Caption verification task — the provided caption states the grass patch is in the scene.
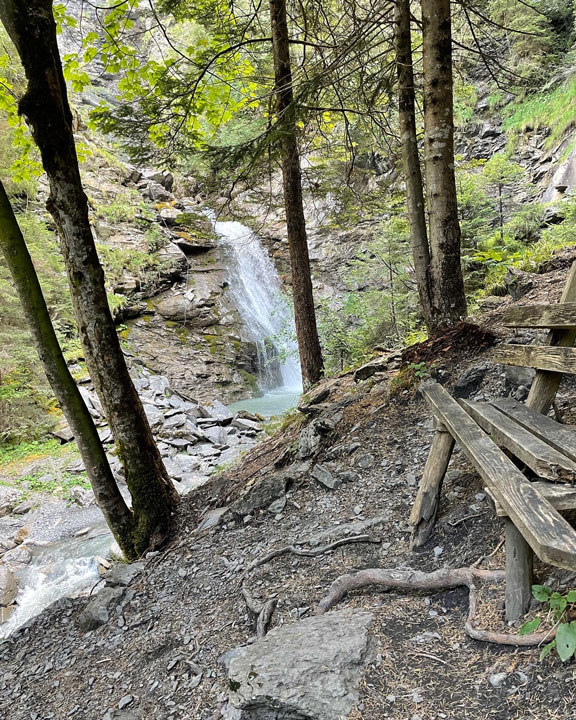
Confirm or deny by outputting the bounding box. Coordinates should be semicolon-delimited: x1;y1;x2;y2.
503;75;576;148
0;438;76;473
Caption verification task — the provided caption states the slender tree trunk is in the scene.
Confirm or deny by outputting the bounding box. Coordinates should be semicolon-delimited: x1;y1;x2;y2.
421;0;467;329
394;0;433;331
0;0;178;557
0;181;136;555
269;0;324;388
498;184;504;243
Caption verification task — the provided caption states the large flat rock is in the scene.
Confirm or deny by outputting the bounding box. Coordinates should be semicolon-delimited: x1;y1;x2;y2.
227;609;377;720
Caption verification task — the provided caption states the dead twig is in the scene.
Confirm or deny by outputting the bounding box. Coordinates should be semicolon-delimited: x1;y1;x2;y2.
314;566;557;647
244;534;381;575
447;512;484;527
472;538;505;568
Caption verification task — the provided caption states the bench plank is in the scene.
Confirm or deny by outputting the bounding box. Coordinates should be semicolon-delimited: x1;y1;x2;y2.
460;400;576;482
501;303;576;329
422;382;576;569
488;481;576;517
526;261;576;414
492;344;576;375
491;397;576;464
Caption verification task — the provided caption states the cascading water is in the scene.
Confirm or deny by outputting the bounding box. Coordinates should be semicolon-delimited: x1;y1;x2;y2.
207;213;303;415
0;530;111;638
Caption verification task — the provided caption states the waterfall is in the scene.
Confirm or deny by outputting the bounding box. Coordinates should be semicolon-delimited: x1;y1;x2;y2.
209;215;302;392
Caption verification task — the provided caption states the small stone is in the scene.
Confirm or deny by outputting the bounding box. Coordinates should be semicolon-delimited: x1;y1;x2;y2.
489;672;508;688
267;496;287;514
356;454;375;470
117;695;133;710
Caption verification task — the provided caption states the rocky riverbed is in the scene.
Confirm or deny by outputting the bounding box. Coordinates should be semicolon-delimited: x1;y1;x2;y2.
0;365;267;635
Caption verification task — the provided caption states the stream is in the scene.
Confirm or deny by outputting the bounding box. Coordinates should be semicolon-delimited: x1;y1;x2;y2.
1;216;301;638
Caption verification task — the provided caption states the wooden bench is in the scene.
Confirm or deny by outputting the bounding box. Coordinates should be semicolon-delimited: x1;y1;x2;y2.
411;262;576;621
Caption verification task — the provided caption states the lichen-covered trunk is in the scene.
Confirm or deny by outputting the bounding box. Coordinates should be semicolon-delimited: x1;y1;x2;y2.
394;0;433;331
422;0;467;330
0;0;178;557
0;181;136;555
269;0;324;388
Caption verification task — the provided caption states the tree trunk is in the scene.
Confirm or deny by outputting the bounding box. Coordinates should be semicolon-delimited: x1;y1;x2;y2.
394;0;433;331
0;0;178;557
269;0;324;388
0;181;135;555
422;0;467;330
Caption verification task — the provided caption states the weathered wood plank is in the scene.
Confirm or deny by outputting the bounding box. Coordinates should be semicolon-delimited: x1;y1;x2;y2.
492;344;576;375
488;481;576;517
422;382;576;569
505;519;534;621
410;422;455;549
527;261;576;414
460;400;576;482
491;397;576;464
501;303;576;329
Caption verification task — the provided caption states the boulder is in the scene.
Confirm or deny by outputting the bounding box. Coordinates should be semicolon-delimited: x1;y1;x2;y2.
198;399;234;422
105;561;144;588
231;471;291;516
226;609;377;720
144;181;174;203
145;169;174;191
159;207;183;226
0;565;18;606
0;487;23;517
76;586;125;631
310;464;339;490
453;362;492;399
156;295;198;322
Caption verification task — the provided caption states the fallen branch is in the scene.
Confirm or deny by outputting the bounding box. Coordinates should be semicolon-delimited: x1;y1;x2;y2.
244;534;381;575
314;567;557;647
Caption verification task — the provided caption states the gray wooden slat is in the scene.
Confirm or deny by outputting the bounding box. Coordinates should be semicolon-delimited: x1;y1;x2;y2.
491;397;576;463
492;344;576;375
527;261;576;414
422;382;576;569
501;303;576;329
460;400;576;482
488;481;576;517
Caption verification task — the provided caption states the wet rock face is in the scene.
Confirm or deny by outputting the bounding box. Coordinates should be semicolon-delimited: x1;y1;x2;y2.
225;610;377;720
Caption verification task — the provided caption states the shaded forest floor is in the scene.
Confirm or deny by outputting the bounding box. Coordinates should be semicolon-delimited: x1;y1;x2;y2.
3;255;576;719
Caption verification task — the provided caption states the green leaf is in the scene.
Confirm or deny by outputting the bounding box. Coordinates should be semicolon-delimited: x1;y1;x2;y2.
539;639;556;661
556;622;576;662
532;585;553;602
519;618;541;635
550;592;568;617
566;590;576;603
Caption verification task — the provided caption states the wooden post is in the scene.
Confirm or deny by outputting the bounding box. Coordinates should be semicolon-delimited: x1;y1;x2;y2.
526;261;576;414
504;262;576;619
505;519;534;621
410;420;455;549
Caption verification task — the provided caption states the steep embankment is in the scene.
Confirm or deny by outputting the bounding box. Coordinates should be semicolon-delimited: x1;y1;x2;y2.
2;258;576;719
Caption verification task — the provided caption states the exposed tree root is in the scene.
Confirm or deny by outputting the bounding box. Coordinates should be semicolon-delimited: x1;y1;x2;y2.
314;567;557;647
241;585;277;638
244;534;380;575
